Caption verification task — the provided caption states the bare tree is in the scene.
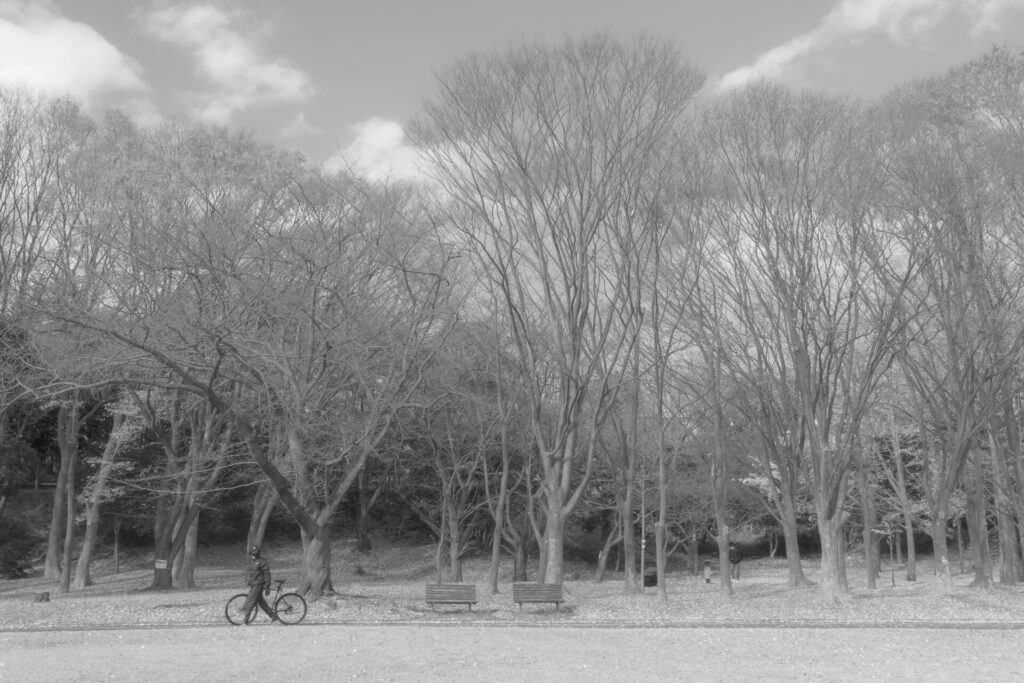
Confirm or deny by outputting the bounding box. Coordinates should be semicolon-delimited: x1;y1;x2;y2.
413;34;703;583
703;83;916;602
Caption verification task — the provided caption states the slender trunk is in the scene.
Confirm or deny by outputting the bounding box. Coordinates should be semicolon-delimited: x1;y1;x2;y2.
43;438;70;579
621;475;638;592
932;513;954;595
173;511;199;588
858;452;877;590
966;450;992;588
246;482;276;550
56;446;78;594
485;418;511;594
594;514;621;583
893;436;917;581
446;497;462;582
74;416;124;590
72;502;98;590
355;470;373;553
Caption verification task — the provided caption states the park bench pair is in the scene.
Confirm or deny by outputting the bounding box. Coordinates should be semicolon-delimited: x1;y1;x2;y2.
424;582;563;611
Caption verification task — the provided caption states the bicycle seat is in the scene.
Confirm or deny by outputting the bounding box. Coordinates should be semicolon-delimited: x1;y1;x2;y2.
274;579;285;587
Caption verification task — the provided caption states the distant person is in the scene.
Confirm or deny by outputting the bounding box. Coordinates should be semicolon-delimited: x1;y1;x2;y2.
704;560;712;584
728;544;743;580
244;545;280;624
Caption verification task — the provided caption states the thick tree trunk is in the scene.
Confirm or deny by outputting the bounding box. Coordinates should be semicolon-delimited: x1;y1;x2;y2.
778;495;808;587
816;511;849;604
541;497;564;584
298;523;334;598
716;523;732;597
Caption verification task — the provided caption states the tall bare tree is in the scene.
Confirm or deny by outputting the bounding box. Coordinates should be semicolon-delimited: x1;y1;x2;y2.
413;34;703;583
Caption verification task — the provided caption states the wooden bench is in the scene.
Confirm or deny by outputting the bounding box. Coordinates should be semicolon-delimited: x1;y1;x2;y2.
425;583;478;610
512;582;564;611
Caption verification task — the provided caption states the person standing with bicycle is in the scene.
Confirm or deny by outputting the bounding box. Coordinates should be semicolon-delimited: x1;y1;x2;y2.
244;545;280;624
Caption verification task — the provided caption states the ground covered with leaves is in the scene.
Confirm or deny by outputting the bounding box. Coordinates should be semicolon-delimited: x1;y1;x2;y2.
2;541;1023;630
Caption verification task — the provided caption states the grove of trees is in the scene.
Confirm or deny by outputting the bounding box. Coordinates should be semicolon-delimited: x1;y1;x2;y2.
4;37;1024;605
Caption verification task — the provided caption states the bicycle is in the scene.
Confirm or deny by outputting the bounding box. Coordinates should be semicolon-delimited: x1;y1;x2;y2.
225;578;307;625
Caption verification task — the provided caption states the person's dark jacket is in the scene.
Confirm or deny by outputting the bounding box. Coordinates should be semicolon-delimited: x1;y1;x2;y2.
248;556;272;591
728;547;742;565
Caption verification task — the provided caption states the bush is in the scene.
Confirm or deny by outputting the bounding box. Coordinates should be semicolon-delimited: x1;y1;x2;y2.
0;518;43;578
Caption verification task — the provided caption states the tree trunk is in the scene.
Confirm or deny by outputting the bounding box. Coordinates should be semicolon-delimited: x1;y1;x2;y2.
778;494;808;587
298;523;334;598
43;438;70;579
56;445;78;595
859;454;877;590
446;498;462;582
893;434;916;581
716;523;732;597
72;499;99;590
74;415;124;590
246;482;276;551
173;511;199;588
620;483;639;593
966;451;992;589
541;494;565;584
931;513;954;595
816;510;849;604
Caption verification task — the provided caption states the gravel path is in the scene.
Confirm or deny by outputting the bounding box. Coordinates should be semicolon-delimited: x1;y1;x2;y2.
3;624;1022;682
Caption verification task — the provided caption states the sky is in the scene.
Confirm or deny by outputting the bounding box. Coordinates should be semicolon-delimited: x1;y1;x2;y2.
2;0;1024;180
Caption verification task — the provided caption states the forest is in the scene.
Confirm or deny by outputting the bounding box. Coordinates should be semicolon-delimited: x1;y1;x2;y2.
2;35;1024;607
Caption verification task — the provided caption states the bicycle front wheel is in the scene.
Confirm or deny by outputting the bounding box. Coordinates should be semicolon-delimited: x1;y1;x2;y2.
273;592;307;625
225;593;255;625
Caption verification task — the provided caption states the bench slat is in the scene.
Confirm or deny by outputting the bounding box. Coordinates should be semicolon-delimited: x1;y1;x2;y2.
425;584;477;610
512;582;563;610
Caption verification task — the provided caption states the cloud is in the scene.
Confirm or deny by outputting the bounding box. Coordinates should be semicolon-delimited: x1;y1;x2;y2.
281;112;320;139
0;1;154;119
718;0;1024;91
324;117;427;183
140;4;313;124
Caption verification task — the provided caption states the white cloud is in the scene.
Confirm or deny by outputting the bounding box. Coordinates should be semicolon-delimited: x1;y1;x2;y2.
718;0;1024;91
141;4;313;124
0;1;154;119
281;112;320;139
324;117;427;183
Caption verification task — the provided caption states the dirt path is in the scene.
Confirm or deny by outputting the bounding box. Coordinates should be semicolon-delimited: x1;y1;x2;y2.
3;624;1021;682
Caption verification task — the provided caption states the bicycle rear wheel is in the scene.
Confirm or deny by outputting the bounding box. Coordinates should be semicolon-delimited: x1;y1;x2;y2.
225;593;255;625
273;592;307;625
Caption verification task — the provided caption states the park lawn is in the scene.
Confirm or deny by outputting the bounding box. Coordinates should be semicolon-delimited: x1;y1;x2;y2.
2;540;1023;630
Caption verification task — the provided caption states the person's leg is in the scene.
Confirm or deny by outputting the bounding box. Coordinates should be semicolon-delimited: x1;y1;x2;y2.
257;589;279;621
243;586;261;624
